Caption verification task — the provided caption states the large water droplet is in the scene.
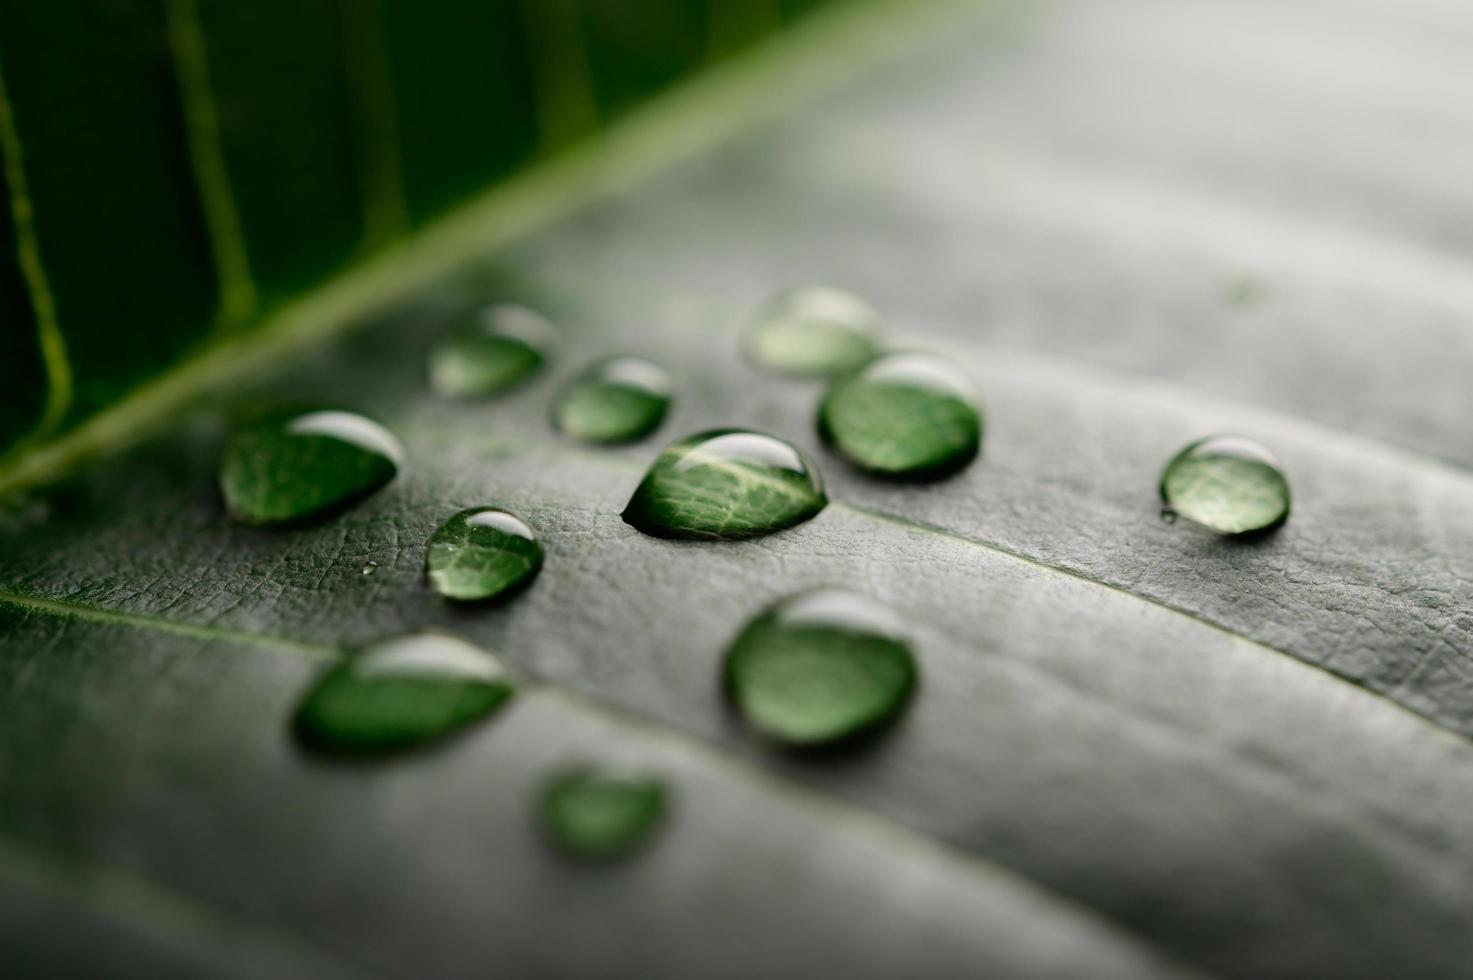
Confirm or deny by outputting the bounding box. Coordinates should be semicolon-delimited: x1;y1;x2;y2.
538;765;670;861
818;351;981;480
725;589;917;747
221;410;403;526
622;429;827;540
553;356;672;444
745;286;883;377
425;508;543;602
294;634;515;754
428;303;553;398
1160;435;1291;535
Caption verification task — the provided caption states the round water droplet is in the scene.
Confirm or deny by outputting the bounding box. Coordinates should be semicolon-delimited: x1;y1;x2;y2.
745;286;883;377
221;410;403;526
361;561;379;576
553;356;673;444
622;429;827;540
818;351;981;480
294;634;515;754
1160;435;1291;535
428;303;553;398
425;508;543;602
725;589;917;747
538;765;670;861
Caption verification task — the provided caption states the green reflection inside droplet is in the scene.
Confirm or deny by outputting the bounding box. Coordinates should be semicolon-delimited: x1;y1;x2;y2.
622;429;827;540
429;303;553;398
553;356;672;444
725;589;917;747
538;765;670;861
426;508;544;602
1160;435;1291;535
745;286;883;377
294;634;515;754
221;410;403;526
818;352;981;480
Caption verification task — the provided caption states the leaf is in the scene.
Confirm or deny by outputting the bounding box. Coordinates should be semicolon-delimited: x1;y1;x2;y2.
5;1;1473;978
0;0;828;458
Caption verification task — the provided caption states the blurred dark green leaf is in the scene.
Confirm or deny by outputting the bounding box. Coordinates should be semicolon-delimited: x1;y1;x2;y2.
0;0;838;462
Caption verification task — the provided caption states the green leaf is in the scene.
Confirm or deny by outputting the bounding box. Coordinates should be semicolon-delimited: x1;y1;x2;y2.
0;0;834;460
5;1;1473;978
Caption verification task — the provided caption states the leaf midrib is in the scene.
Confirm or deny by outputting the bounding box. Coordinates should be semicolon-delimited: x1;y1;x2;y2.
406;425;1473;750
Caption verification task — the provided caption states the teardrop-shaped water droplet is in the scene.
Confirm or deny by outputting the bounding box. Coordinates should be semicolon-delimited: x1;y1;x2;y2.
425;508;543;602
725;589;917;747
622;429;827;540
745;286;883;377
538;765;670;861
818;351;981;480
1160;435;1291;535
553;356;673;444
294;634;515;754
221;410;403;526
428;303;553;398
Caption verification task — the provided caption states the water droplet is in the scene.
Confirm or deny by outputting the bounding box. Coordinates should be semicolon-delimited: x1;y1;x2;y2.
220;410;403;526
553;356;673;444
1160;435;1291;535
425;508;543;602
294;634;515;754
428;303;553;398
1223;274;1269;309
622;429;827;540
725;589;917;747
818;351;981;479
1159;508;1178;525
538;765;669;861
745;286;883;377
361;560;379;576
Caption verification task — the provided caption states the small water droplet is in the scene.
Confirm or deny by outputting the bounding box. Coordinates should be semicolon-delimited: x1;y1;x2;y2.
538;765;670;861
725;589;917;747
745;286;883;377
553;356;673;444
220;410;403;526
1223;274;1269;309
1159;508;1178;525
428;303;553;398
818;351;981;480
622;429;827;540
293;634;515;754
425;508;543;602
1160;435;1291;535
362;561;379;576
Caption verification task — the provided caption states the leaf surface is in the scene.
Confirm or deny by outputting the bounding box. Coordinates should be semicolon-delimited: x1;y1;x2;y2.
4;1;1473;978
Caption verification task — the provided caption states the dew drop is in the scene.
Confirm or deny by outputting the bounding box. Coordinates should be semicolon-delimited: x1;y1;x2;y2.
725;589;917;747
622;429;827;540
538;765;670;861
745;286;883;377
1160;434;1291;535
361;561;379;576
818;351;981;479
428;303;553;398
220;410;403;526
293;634;515;754
553;356;673;444
425;508;544;602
